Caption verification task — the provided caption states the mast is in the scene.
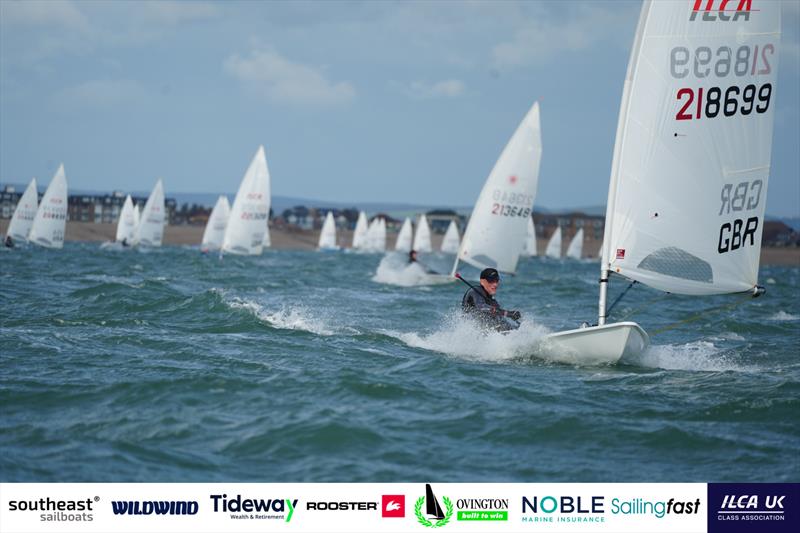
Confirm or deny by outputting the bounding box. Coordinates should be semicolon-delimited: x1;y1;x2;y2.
597;1;651;325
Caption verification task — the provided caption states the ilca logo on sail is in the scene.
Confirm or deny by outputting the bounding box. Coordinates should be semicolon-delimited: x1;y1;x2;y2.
415;484;453;528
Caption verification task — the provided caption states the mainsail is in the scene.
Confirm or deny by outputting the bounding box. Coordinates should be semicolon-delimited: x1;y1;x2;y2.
222;146;271;255
440;220;460;254
201;195;230;251
545;226;562;259
566;228;584;260
318;211;338;250
115;195;137;244
413;214;432;252
134;179;165;247
6;178;38;242
523;216;537;257
352;211;369;249
455;101;542;274
394;217;413;252
29;165;67;249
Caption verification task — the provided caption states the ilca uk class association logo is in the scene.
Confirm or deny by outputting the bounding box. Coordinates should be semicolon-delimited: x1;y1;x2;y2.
415;484;454;528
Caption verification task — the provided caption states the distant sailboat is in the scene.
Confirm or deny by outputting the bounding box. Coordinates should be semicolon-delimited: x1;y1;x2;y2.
29;165;68;249
6;178;38;243
545;226;562;259
522;216;537;257
566;228;584;260
133;203;141;232
545;0;781;364
413;214;432;253
394;217;413;252
352;211;369;250
201;195;230;252
440;220;460;254
375;217;387;252
222;146;270;255
318;211;338;250
134;179;165;247
262;222;271;248
115;195;137;245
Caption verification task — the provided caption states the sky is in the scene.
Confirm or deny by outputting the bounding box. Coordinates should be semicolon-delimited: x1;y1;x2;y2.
1;0;798;217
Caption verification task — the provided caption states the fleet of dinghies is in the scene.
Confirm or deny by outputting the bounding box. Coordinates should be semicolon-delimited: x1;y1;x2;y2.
544;0;781;364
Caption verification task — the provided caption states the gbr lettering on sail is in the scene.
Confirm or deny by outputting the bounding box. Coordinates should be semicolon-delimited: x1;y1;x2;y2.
673;0;775;255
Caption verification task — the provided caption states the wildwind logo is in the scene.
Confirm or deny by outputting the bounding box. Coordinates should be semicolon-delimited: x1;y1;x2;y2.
111;500;199;516
415;484;454;528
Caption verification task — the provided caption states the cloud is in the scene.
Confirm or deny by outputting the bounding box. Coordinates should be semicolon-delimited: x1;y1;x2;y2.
399;79;466;100
224;47;355;107
52;79;147;112
491;3;637;70
0;0;89;31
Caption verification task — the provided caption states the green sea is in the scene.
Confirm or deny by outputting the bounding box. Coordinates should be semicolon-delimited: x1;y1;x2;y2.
1;244;798;481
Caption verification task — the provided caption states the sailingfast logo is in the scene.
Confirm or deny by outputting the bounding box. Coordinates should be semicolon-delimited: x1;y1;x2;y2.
7;496;99;523
111;500;199;516
209;494;297;522
690;0;753;22
415;484;454;528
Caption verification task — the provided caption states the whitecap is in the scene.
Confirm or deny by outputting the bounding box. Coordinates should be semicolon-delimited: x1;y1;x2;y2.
770;311;798;321
226;297;337;336
371;253;452;287
630;340;750;372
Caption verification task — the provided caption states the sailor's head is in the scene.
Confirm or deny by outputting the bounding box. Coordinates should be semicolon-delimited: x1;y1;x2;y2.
479;268;500;295
409;250;417;261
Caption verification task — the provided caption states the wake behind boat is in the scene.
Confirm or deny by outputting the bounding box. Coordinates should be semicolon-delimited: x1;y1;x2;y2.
545;0;781;364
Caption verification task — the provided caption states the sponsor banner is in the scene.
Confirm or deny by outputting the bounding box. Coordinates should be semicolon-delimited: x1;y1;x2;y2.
707;483;799;533
0;483;706;532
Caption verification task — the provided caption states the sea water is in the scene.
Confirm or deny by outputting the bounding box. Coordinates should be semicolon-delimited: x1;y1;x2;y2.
1;244;798;481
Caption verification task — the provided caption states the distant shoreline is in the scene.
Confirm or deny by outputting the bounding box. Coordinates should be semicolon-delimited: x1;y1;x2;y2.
1;220;798;266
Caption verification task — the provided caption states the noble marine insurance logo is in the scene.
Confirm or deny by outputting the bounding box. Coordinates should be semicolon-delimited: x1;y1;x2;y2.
708;483;799;533
415;484;453;528
7;496;99;523
521;495;605;525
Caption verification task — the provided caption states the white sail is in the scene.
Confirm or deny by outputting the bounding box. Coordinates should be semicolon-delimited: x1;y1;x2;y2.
6;178;38;242
352;211;368;249
545;226;562;259
601;0;781;296
412;214;432;253
115;195;137;244
456;101;542;274
134;179;165;247
566;228;584;260
201;195;230;251
523;216;537;257
133;204;141;230
29;165;67;249
262;223;271;248
394;217;413;252
318;211;338;249
222;146;271;255
440;220;460;254
376;218;387;252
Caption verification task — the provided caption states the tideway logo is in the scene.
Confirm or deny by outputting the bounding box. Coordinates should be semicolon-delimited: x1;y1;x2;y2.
415;484;454;528
210;494;297;522
111;500;199;516
7;496;99;523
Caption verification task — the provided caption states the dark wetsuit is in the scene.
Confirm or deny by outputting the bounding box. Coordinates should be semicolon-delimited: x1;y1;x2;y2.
4;235;13;248
462;286;517;332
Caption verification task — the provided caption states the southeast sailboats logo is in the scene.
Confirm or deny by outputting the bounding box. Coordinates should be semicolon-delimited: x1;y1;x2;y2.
415;484;453;528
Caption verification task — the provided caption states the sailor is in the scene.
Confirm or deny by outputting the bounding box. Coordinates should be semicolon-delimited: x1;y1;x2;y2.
408;249;418;264
462;268;521;331
4;235;13;248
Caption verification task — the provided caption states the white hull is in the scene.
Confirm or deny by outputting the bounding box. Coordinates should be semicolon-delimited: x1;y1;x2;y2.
543;322;649;365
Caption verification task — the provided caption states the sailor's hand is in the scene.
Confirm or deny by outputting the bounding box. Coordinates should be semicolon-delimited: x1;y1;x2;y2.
508;310;521;321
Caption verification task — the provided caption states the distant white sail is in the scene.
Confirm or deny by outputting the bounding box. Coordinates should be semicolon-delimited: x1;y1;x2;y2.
440;220;460;254
201;195;230;251
6;178;38;242
115;195;137;244
413;214;432;253
133;204;141;230
566;228;584;260
29;165;67;249
523;216;537;257
376;218;387;252
394;217;413;252
318;211;338;250
222;146;270;255
456;102;542;274
134;179;165;247
545;226;562;259
352;211;368;249
262;223;271;248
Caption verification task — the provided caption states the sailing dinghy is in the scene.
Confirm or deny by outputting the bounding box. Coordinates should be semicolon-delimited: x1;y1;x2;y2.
352;211;369;250
29;165;67;249
566;228;584;260
134;179;165;247
440;220;461;254
545;226;562;258
201;195;230;252
522;217;537;257
545;0;781;364
394;217;413;252
318;211;339;251
222;146;270;255
5;178;38;244
413;214;433;253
